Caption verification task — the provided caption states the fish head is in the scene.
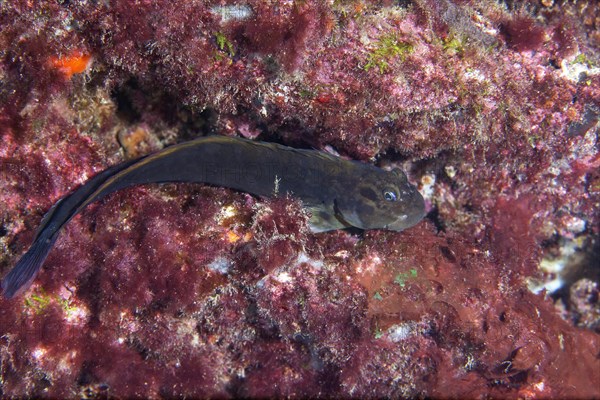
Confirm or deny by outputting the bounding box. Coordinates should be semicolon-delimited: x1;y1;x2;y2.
335;167;425;231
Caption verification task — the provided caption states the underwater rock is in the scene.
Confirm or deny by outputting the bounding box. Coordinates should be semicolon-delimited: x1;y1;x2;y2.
0;0;598;397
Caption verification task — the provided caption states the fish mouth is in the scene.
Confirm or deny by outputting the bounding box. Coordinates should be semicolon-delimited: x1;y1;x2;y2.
387;214;421;231
404;208;426;229
389;193;426;231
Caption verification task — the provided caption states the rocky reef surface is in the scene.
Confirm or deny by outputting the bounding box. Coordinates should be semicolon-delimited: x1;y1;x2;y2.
0;0;598;398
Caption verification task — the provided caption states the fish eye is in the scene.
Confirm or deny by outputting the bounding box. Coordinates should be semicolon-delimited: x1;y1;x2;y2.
383;190;397;201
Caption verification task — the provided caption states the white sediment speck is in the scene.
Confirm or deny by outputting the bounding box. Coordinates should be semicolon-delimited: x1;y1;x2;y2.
207;256;232;274
420;173;436;199
564;216;586;234
464;68;486;82
294;252;324;269
57;351;78;373
32;347;47;360
527;238;582;294
275;271;294;283
387;322;417;342
355;254;382;274
64;304;90;325
534;381;545;392
444;165;457;179
210;4;253;23
216;204;237;225
561;55;600;82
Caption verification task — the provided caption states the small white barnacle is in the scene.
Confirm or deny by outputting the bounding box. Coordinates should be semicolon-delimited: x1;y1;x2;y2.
210;4;254;23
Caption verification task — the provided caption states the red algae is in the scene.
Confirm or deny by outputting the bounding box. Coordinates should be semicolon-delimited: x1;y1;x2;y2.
488;195;541;278
1;0;599;398
500;15;547;52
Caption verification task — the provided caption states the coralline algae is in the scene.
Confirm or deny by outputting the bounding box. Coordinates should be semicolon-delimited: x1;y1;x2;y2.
0;0;598;398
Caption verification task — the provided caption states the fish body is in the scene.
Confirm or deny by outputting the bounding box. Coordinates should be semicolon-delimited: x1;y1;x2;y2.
1;136;425;298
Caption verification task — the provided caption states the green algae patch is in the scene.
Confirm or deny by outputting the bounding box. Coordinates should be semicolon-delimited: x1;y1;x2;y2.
393;268;418;288
364;33;414;74
215;31;235;57
24;289;52;314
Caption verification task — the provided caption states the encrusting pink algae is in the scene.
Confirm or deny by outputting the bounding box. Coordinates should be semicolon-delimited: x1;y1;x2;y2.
0;0;598;398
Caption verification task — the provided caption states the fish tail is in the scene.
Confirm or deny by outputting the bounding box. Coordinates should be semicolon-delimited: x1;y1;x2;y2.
2;231;58;298
0;140;227;298
1;157;143;299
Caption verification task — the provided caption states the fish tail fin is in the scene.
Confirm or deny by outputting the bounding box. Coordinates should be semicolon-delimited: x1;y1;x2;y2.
1;158;142;299
1;231;58;299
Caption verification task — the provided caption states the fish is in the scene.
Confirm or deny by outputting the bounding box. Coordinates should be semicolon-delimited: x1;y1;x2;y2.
1;135;425;298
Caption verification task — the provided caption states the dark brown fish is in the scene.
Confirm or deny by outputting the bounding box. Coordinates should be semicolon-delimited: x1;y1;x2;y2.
1;136;425;298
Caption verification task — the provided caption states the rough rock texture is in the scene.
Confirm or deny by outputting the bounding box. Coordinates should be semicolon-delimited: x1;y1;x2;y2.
0;0;598;398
